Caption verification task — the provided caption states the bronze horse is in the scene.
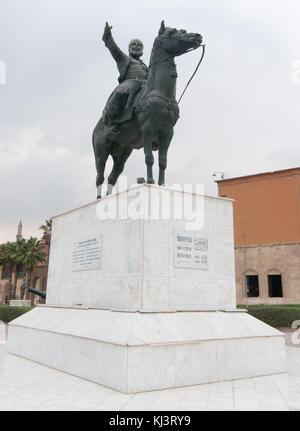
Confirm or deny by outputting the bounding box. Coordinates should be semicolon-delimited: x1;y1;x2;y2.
93;21;203;198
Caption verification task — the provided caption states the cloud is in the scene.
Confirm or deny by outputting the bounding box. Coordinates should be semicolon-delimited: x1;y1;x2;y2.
0;0;300;241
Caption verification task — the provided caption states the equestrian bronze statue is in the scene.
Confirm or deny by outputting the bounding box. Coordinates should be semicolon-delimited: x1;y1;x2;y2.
93;21;203;198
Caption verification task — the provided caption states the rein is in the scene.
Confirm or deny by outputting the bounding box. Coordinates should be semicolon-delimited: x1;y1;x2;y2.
178;44;206;104
148;36;206;105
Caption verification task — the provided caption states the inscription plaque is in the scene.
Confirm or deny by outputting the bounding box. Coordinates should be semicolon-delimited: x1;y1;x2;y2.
72;233;102;271
174;231;209;269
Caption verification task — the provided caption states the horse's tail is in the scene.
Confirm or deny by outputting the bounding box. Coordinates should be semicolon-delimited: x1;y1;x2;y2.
92;117;104;155
92;128;96;153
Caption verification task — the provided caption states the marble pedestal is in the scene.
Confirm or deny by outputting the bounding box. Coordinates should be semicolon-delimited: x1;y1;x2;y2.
7;184;286;393
0;342;4;375
0;322;6;375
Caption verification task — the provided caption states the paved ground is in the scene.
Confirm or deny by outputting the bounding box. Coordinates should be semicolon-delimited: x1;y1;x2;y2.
1;323;300;411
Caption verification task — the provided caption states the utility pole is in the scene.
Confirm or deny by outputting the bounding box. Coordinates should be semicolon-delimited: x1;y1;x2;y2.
244;234;248;309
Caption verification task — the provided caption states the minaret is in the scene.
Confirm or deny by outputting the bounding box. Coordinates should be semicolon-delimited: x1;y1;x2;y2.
16;221;23;240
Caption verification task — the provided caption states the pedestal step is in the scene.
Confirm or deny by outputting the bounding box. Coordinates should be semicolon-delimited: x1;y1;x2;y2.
7;306;286;393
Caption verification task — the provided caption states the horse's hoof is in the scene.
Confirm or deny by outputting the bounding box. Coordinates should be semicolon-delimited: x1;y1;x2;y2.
97;185;103;200
158;183;165;186
147;179;155;184
107;184;114;195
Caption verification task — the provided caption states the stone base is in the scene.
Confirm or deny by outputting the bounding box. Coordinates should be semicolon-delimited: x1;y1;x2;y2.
7;306;286;393
0;342;5;375
0;322;5;375
46;185;237;312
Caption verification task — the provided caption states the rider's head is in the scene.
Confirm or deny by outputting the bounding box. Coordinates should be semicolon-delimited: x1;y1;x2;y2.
128;39;143;59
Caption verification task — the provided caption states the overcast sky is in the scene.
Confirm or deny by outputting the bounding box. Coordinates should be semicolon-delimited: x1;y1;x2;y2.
0;0;299;242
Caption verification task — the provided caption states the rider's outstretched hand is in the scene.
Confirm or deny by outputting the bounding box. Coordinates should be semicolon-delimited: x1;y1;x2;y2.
102;22;112;43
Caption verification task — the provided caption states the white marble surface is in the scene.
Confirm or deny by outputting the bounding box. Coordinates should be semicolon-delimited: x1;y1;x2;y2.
5;186;287;394
1;322;299;411
0;322;5;375
7;307;286;393
46;184;236;311
0;343;4;375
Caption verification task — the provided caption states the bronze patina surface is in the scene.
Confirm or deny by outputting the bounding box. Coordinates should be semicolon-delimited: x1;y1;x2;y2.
93;21;203;198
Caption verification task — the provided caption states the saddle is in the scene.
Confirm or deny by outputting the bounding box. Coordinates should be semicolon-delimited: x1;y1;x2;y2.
114;81;147;124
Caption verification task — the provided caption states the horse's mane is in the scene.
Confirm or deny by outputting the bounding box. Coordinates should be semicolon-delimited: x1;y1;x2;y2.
147;36;164;92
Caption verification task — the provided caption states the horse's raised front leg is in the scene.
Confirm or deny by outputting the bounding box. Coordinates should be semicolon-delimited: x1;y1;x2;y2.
141;122;155;184
158;128;174;186
107;147;133;195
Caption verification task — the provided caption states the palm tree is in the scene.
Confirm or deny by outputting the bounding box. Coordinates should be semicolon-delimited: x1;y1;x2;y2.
0;245;8;300
0;242;18;300
22;237;47;300
39;219;52;285
39;219;52;247
12;238;27;299
0;244;6;267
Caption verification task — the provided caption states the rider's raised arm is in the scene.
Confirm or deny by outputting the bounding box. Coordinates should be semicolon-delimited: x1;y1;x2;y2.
102;22;126;65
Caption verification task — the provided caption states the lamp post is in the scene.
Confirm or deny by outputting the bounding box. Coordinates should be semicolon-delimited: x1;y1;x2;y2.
212;172;229;180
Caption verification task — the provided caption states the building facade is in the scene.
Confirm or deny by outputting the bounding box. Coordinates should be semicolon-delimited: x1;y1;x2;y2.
216;168;300;304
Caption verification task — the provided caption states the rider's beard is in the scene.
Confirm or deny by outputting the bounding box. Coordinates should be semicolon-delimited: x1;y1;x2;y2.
129;48;143;58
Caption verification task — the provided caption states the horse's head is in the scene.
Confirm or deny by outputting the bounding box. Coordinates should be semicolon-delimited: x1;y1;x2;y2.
155;21;203;57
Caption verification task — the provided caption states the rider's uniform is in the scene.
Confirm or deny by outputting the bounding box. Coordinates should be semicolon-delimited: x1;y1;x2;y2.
103;32;148;126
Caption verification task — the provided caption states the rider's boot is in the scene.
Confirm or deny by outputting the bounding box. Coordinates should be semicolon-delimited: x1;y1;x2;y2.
105;115;120;139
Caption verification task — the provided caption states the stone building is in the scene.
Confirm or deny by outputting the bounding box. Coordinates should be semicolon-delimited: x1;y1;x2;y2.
216;167;300;305
0;222;48;305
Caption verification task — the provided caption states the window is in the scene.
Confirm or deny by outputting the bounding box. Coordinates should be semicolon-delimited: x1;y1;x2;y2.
246;275;259;297
268;274;283;297
16;263;25;279
1;268;9;280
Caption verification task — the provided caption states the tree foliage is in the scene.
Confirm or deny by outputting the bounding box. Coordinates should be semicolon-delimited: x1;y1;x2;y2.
39;219;52;246
0;236;47;300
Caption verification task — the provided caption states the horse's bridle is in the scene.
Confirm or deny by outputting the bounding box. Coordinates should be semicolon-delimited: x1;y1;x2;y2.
150;34;206;104
151;34;201;64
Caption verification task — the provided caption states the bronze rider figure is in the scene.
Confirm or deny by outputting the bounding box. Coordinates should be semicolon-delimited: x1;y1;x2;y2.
102;22;148;138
